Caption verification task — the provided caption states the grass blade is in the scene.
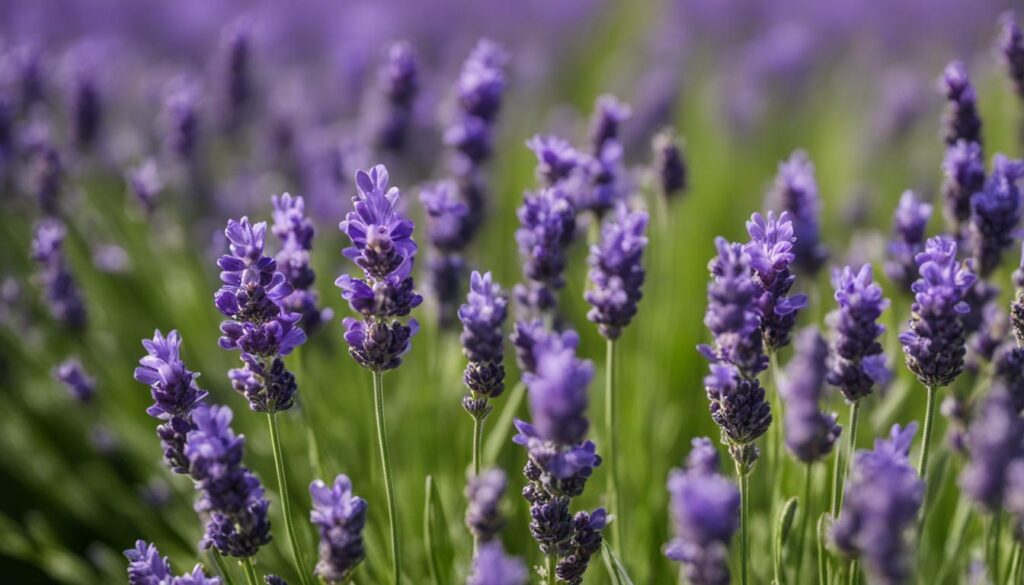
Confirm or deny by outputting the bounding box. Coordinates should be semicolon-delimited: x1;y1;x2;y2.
423;475;453;585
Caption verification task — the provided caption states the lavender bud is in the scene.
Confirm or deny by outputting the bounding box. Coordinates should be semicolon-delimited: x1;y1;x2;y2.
555;509;607;585
827;265;891;401
465;468;507;542
514;185;576;316
994;343;1024;414
941;61;983;148
703;363;772;471
460;271;508;401
53;357;95;402
768;150;827;274
216;22;253;133
30;218;86;329
698;238;767;378
942;140;985;234
782;328;841;463
377;42;418;151
970;155;1024;277
272;193;332;332
651;127;687;200
588;94;631;154
885;191;933;292
744;211;808;352
310;475;367;584
527;135;582;186
960;386;1024;512
585;204;649;340
1000;12;1024;101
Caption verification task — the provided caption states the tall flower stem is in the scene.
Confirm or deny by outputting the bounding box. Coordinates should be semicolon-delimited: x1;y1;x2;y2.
472;416;484;478
267;412;312;585
372;370;402;585
241;558;260;585
916;385;939;537
546;554;557;585
831;401;860;516
211;551;238;585
735;462;750;585
605;338;623;558
794;463;812;585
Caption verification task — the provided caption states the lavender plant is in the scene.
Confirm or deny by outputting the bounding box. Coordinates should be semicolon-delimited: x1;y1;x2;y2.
650;126;688;201
30;218;86;330
767;151;827;275
309;475;367;584
885;191;933;293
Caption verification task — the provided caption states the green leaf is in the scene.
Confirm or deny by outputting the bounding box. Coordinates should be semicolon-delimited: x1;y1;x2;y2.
484;381;526;466
773;496;799;583
423;475;454;585
601;539;635;585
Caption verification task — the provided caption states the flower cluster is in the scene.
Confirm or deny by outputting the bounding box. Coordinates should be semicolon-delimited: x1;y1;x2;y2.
827;265;891;402
125;540;220;585
509;319;579;375
309;474;368;584
588;94;631;155
30;218;87;329
899;237;976;389
1001;12;1024;100
885;191;933;292
466;468;508;543
969;155;1024;277
960;386;1024;512
664;438;739;585
994;342;1024;414
460;271;508;419
585;204;649;340
743;211;807;352
420;180;470;326
468;542;528;585
940;61;983;148
651;126;687;200
782;328;841;463
54;357;95;402
831;423;924;585
161;75;201;163
215;217;306;412
513;184;576;316
703;364;772;472
941;140;985;235
768;150;827;274
134;330;209;474
185;404;272;558
699;238;767;377
337;164;422;372
376;42;418;152
271;193;332;332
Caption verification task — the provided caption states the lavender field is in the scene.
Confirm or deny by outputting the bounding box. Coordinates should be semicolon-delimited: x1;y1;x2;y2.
3;1;1024;584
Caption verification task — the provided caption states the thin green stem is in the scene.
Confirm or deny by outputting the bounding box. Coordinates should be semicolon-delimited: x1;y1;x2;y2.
738;465;749;585
831;401;860;517
916;386;939;537
372;370;402;585
847;560;858;585
472;416;484;478
992;513;1003;585
210;551;238;585
267;413;312;585
242;558;259;585
605;339;623;558
794;463;812;585
816;515;828;585
1011;542;1024;585
546;554;557;585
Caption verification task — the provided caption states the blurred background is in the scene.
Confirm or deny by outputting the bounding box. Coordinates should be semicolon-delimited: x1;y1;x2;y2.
0;0;1021;582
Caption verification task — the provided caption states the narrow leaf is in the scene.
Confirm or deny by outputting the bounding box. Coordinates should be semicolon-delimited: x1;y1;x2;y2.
423;475;453;585
773;496;799;583
601;539;635;585
483;381;526;465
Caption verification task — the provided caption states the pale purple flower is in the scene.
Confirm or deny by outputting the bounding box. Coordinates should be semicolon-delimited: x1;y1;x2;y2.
310;475;367;584
885;191;932;292
585;204;649;339
467;542;527;585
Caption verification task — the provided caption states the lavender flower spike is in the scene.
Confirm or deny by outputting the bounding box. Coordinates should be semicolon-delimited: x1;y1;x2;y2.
30;219;87;330
698;238;767;378
831;423;923;585
585;204;649;340
468;542;528;585
768;150;827;274
970;155;1024;277
527;135;582;186
1001;12;1024;100
460;271;508;420
664;437;740;585
941;140;985;234
960;386;1024;512
899;237;976;389
589;94;631;154
651;127;687;200
125;540;222;585
782;328;841;463
513;185;576;316
272;193;332;332
465;468;507;543
310;475;368;584
377;42;418;152
885;191;933;292
54;358;95;402
941;61;983;148
704;363;772;471
420;180;470;327
827;265;891;402
744;211;808;352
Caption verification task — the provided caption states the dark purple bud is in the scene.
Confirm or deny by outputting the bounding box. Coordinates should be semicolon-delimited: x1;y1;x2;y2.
588;94;631;154
885;191;933;292
940;61;983;148
651;127;687;200
585;204;649;340
826;265;891;402
942;140;985;234
310;475;367;583
970;155;1024;277
54;357;95;402
768;150;827;274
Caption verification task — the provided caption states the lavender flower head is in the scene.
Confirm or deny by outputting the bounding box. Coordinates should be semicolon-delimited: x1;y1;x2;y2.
1001;12;1024;100
468;542;528;585
566;139;628;217
128;159;163;216
942;140;985;234
827;265;891;402
377;41;418;151
1013;244;1024;347
782;328;841;463
30;218;87;329
465;468;507;543
519;332;594;448
970;155;1024;277
651;126;687;200
993;343;1024;414
337;164;421;372
527;135;582;186
769;151;827;274
940;61;983;147
420;181;470;326
885;191;933;292
513;185;576;316
555;508;607;585
310;475;367;584
509;319;580;375
704;363;772;472
162;75;201;162
585;204;649;340
460;272;508;418
186;404;272;558
743;211;808;352
664;437;740;585
831;423;924;585
698;238;767;378
446;39;508;168
588;94;631;154
960;386;1024;512
54;358;95;402
216;21;253;133
271;193;332;331
899;237;976;389
125;540;222;585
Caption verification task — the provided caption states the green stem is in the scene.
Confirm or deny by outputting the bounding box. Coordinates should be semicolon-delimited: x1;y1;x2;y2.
738;464;750;585
472;415;484;478
372;370;402;585
210;551;238;585
605;339;623;558
847;560;858;585
794;463;812;585
546;554;557;585
916;386;938;537
992;513;1003;585
831;401;860;517
1011;542;1024;585
816;515;828;585
267;412;312;585
242;558;260;585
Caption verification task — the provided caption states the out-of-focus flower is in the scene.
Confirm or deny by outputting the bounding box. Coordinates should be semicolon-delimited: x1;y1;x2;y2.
467;541;527;585
54;357;95;402
885;191;932;293
30;218;87;330
969;155;1024;277
827;265;891;402
767;150;827;274
942;140;985;235
782;327;841;463
585;204;648;340
310;474;367;584
940;61;983;148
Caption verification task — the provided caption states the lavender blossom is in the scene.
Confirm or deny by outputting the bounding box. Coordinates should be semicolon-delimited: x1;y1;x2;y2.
186;404;272;558
885;191;933;292
899;237;976;389
271;193;332;332
527;135;582;186
704;363;772;471
162;75;201;162
827;265;891;402
782;328;841;463
942;141;986;234
30;219;86;329
460;271;508;418
567;139;628;217
216;22;253;133
509;319;579;375
651;127;687;200
967;302;1007;372
377;42;418;151
310;475;367;584
513;185;576;316
743;211;808;352
698;238;767;378
126;541;219;585
337;164;421;371
54;358;95;402
831;423;924;585
969;155;1024;277
588;94;631;154
1001;12;1024;100
467;542;528;585
128;159;163;216
768;151;827;274
994;343;1024;414
555;508;607;585
585;204;649;339
960;386;1024;512
941;61;983;148
420;181;470;326
446;39;507;170
1013;245;1024;346
664;437;740;585
465;468;507;543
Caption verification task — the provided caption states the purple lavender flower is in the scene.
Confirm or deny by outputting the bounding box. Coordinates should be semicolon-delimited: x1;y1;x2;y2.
585;204;649;340
310;475;367;584
698;238;767;378
566;140;627;217
768;151;827;274
162;75;201;162
831;423;923;585
899;237;976;388
588;94;631;154
704;363;772;471
446;39;508;167
519;332;594;447
941;61;983;148
826;265;891;402
54;358;95;402
127;159;163;216
960;386;1024;512
509;319;579;375
513;185;576;316
66;60;102;152
125;540;172;585
30;218;86;329
885;191;933;292
664;437;739;585
969;155;1024;277
174;567;221;585
216;22;253;133
942;140;985;234
28;140;62;216
651;127;687;200
420;181;470;326
555;508;607;585
744;211;808;352
782;328;841;463
337;164;421;372
1013;245;1024;347
271;193;332;332
186;404;272;558
994;343;1024;414
527;135;582;186
1001;12;1024;100
967;302;1008;372
460;272;508;418
466;468;507;543
377;42;418;151
468;542;528;585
